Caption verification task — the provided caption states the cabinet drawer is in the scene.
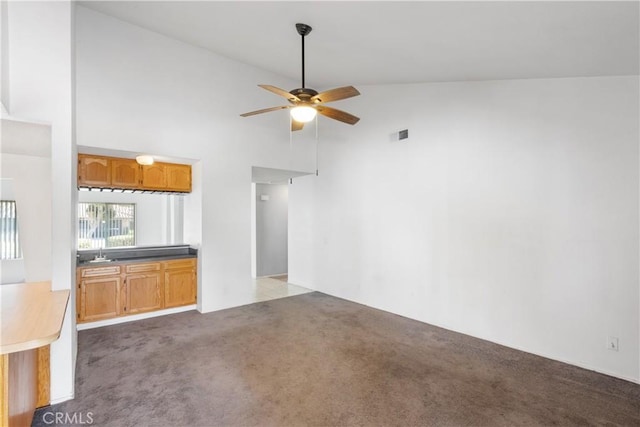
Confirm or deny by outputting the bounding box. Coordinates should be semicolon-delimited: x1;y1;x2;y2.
125;263;161;273
80;265;121;277
162;259;196;270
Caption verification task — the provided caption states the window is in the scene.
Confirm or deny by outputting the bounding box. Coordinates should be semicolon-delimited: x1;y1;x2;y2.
0;200;22;259
78;203;136;249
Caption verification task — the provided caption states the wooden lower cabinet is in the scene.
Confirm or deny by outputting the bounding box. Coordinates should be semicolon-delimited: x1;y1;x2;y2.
77;258;196;323
79;275;122;322
163;259;197;308
126;272;162;314
164;269;196;308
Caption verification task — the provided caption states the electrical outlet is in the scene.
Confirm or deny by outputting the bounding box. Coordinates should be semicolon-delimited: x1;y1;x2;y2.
607;336;619;351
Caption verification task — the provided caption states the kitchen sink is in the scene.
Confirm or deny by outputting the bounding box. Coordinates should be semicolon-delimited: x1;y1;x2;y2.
88;258;113;263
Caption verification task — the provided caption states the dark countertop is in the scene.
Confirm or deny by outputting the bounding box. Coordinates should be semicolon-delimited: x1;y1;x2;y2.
78;253;196;267
77;245;197;267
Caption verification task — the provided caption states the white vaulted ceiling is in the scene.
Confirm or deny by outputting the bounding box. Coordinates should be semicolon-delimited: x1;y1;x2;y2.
79;1;639;89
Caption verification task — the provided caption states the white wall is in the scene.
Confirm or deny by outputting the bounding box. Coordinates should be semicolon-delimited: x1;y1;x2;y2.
1;155;51;282
183;161;203;310
6;1;76;402
250;182;257;278
77;191;183;247
1;0;9;111
256;183;288;276
289;76;640;382
1;118;52;284
75;6;311;312
0;178;24;284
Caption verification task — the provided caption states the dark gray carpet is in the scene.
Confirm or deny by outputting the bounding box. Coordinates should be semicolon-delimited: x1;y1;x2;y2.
33;292;639;426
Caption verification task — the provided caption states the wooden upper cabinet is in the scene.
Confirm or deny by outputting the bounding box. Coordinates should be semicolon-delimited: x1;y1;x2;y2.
166;164;192;192
111;159;140;188
78;154;111;187
141;164;167;189
78;154;191;193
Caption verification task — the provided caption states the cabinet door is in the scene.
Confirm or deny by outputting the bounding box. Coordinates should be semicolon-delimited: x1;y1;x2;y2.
78;155;111;187
141;164;167;189
111;159;140;188
79;276;121;322
166;164;192;192
125;272;162;314
164;269;196;308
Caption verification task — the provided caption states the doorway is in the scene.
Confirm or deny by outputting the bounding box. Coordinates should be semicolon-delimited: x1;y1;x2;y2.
250;167;314;302
254;182;289;278
250;166;313;280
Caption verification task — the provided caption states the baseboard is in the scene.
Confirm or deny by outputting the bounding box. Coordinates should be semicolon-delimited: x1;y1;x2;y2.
257;273;288;279
77;305;197;330
285;276;316;290
451;324;640;384
318;291;640;385
49;393;74;405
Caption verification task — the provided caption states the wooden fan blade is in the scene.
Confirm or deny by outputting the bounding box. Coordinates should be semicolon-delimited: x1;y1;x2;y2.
291;120;304;132
311;86;360;103
316;105;360;125
258;85;300;102
240;105;290;117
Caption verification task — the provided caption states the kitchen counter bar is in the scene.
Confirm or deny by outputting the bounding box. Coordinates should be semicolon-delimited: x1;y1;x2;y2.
1;282;70;355
1;281;70;427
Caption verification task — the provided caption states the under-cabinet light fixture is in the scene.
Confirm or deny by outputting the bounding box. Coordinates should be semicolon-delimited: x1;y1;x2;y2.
136;155;154;166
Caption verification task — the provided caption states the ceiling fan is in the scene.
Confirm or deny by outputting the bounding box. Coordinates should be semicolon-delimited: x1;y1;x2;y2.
240;23;360;131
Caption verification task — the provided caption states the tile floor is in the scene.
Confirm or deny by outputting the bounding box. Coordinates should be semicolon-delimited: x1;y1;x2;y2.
253;275;312;302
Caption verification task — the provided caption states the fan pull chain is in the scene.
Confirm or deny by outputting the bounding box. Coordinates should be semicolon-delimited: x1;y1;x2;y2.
289;115;294;176
315;116;319;176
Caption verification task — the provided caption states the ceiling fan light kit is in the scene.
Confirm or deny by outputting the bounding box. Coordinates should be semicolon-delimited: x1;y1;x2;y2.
241;23;360;131
290;105;317;123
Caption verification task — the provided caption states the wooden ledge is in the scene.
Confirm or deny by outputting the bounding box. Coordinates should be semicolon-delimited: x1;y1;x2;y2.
1;282;70;355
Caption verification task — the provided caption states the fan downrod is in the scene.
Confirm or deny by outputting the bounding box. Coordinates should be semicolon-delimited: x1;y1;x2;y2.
296;23;312;88
296;23;312;37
